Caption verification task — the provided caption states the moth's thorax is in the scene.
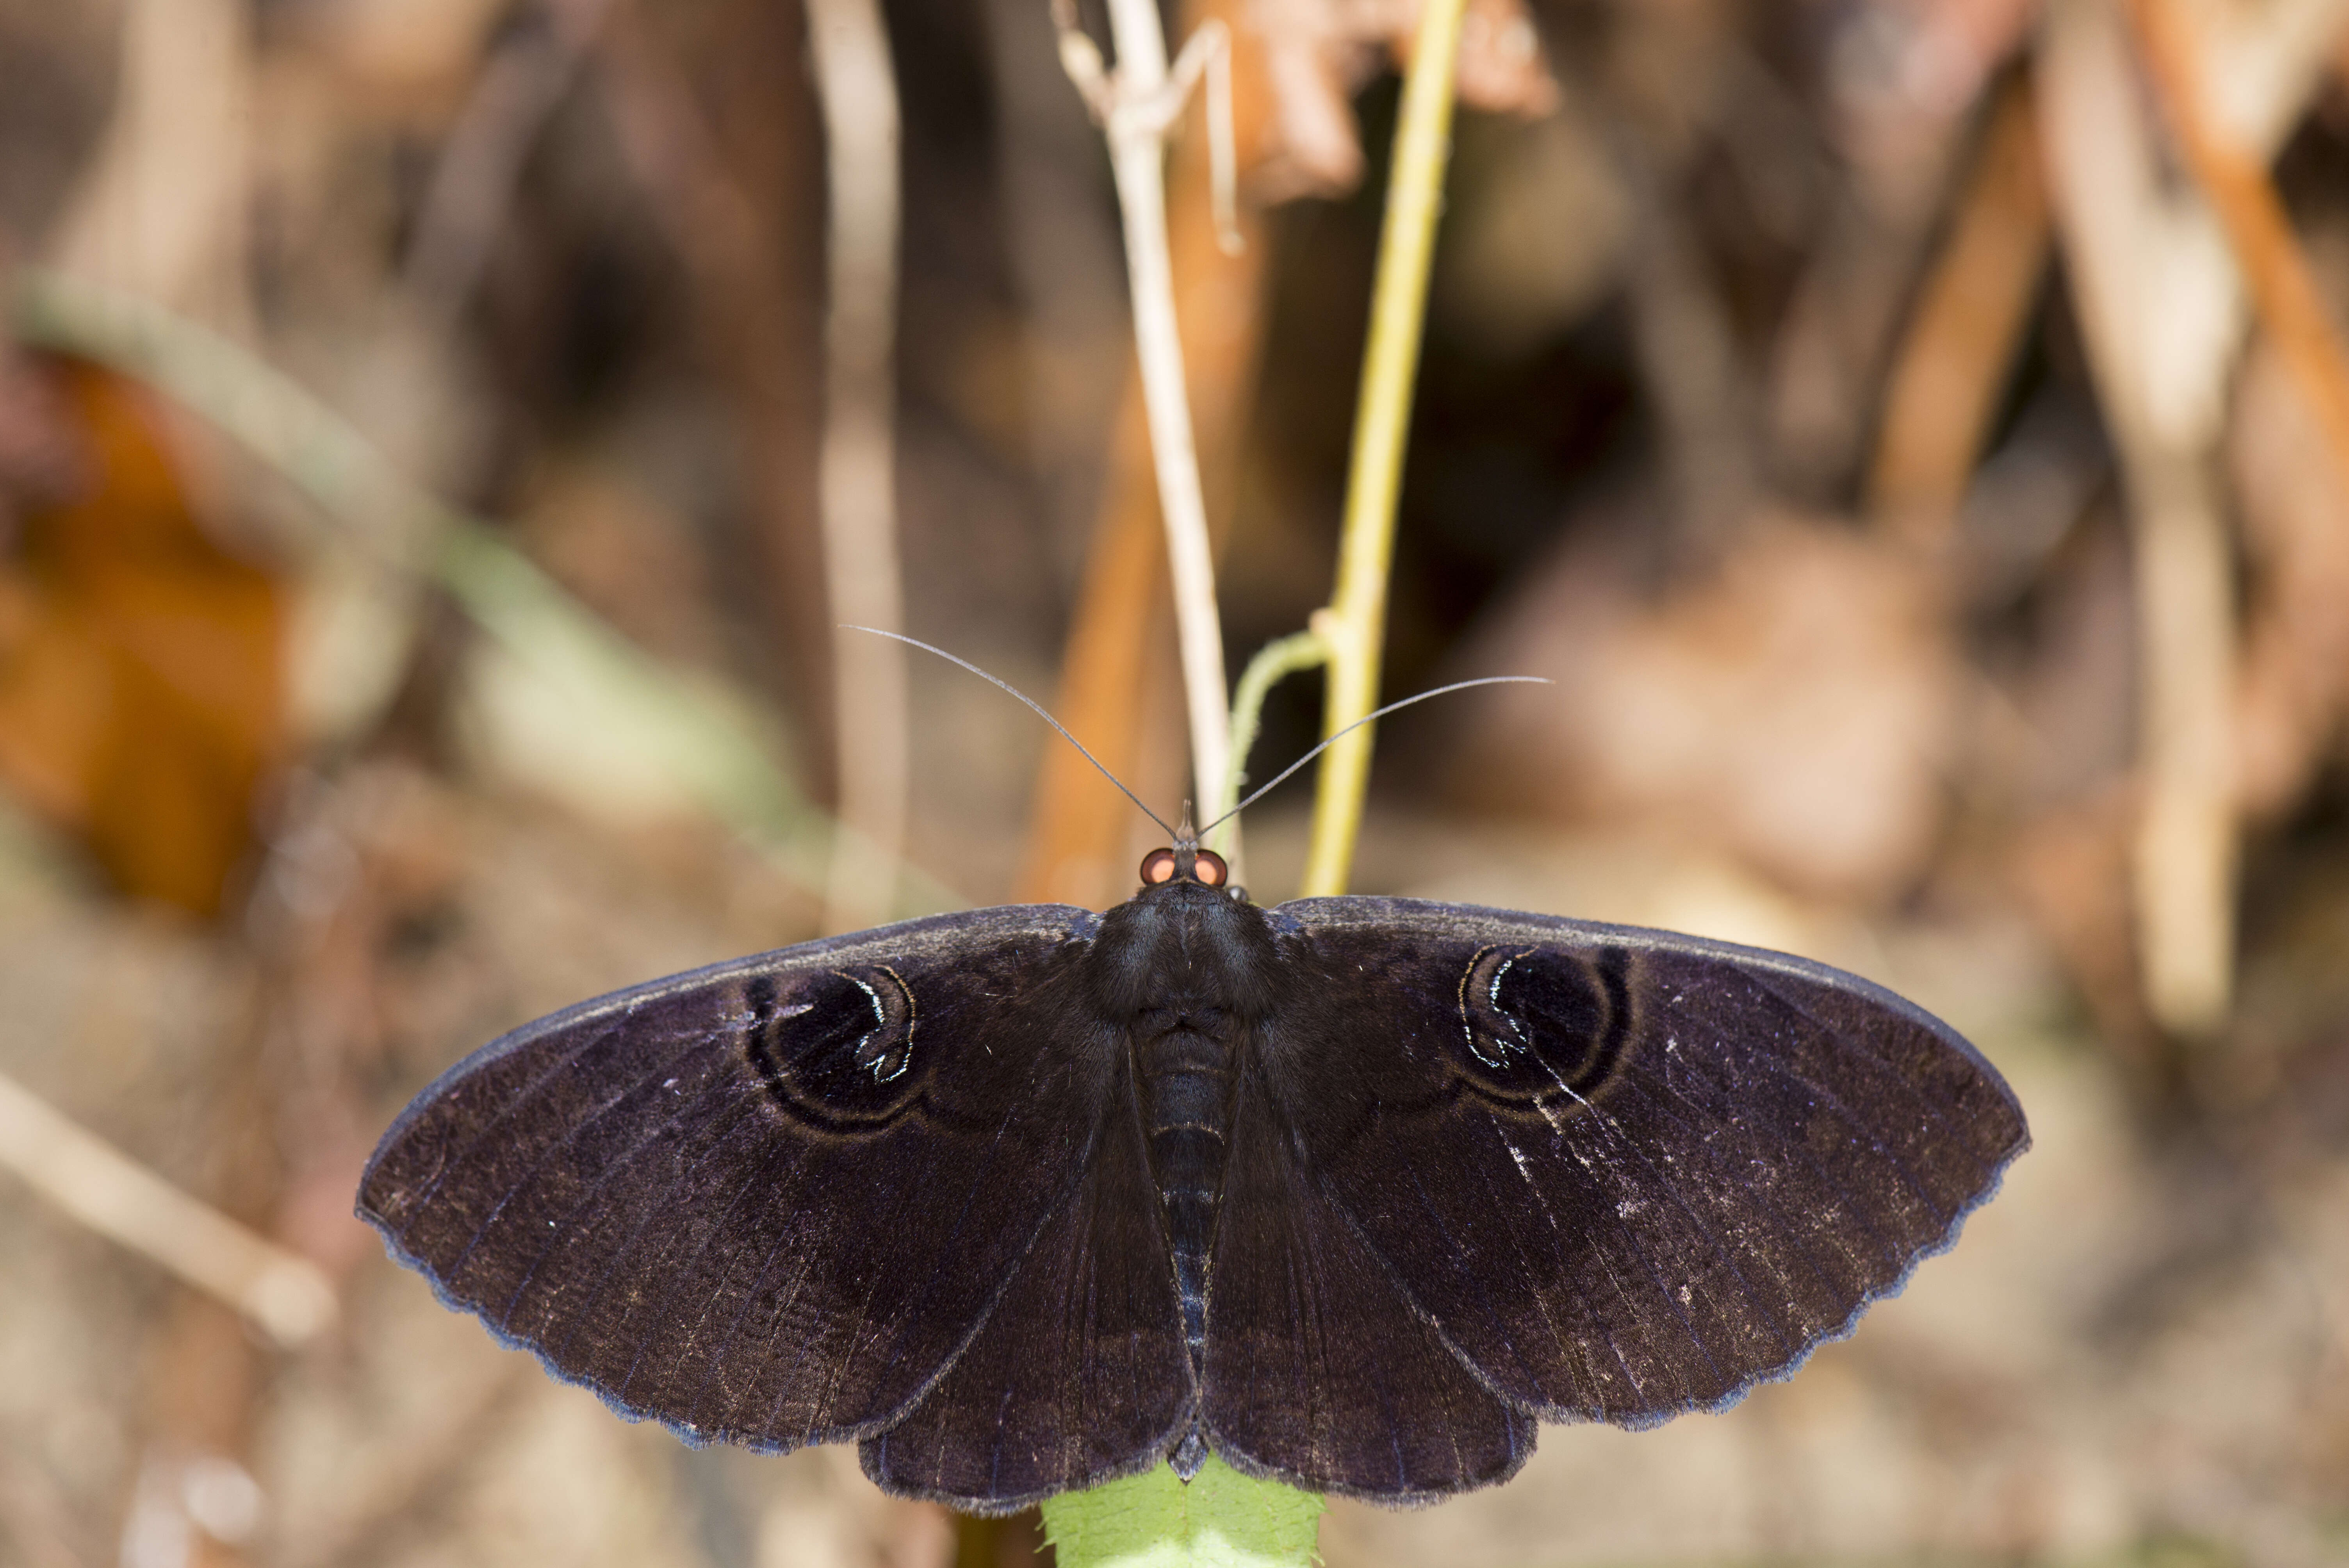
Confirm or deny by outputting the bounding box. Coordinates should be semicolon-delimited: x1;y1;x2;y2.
1089;878;1279;1015
1090;879;1281;1370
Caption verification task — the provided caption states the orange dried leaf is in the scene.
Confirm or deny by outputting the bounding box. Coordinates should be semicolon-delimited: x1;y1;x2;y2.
0;360;285;915
1868;75;2051;541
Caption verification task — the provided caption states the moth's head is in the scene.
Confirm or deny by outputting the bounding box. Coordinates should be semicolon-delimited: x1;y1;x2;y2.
1137;803;1249;901
1138;842;1230;892
1135;803;1248;902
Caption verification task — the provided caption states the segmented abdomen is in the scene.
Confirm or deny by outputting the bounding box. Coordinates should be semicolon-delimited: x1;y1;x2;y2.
1136;1019;1236;1369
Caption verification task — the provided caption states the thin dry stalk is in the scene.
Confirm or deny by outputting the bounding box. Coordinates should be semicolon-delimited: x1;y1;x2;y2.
2040;0;2347;1035
405;0;615;327
2128;449;2241;1035
49;0;251;326
1020;0;1271;909
807;0;910;933
0;1069;335;1348
2125;0;2349;500
1064;0;1242;868
1869;76;2051;545
2040;0;2240;1035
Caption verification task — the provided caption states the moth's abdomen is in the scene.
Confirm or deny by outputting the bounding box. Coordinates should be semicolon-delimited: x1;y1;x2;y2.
1136;1020;1237;1365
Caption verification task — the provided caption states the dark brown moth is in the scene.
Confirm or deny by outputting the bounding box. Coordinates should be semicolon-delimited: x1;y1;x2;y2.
358;826;2028;1513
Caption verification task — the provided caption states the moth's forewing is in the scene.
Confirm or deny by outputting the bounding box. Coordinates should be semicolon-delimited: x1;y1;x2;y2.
1256;897;2028;1427
358;906;1149;1456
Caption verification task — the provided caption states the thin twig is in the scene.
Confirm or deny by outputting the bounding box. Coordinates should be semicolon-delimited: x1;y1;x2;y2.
1867;75;2051;545
1018;0;1273;910
1297;0;1472;898
2124;0;2349;498
0;1069;335;1347
806;0;910;934
2040;0;2242;1035
405;0;614;327
1061;0;1244;872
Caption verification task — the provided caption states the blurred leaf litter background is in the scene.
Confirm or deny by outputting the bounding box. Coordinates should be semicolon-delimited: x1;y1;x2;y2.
3;0;2349;1563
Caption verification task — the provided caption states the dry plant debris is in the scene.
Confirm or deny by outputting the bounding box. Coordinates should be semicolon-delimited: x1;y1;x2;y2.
4;0;2349;1561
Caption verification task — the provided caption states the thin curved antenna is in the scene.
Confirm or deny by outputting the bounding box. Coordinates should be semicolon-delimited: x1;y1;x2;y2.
842;626;1179;841
1201;675;1551;834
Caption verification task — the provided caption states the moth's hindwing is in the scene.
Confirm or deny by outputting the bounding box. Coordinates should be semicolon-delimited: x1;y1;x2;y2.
859;1058;1191;1513
1199;1046;1536;1500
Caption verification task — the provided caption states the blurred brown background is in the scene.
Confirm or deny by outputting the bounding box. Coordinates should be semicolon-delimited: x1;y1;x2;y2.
3;0;2349;1563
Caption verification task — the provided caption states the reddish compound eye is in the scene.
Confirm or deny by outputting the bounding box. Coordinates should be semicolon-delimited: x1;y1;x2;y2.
1193;849;1228;887
1140;848;1180;884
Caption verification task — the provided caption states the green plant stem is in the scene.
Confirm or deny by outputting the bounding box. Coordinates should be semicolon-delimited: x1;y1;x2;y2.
1297;0;1469;898
1218;629;1330;828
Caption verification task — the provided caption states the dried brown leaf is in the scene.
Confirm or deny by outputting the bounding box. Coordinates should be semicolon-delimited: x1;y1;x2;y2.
1245;0;1557;200
0;360;285;916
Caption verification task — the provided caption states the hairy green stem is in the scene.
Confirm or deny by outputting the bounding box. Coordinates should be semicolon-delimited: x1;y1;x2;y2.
1218;629;1331;830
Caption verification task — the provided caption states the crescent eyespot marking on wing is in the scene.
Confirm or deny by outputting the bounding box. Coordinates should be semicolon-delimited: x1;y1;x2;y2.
1457;944;1539;1067
833;965;918;1082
